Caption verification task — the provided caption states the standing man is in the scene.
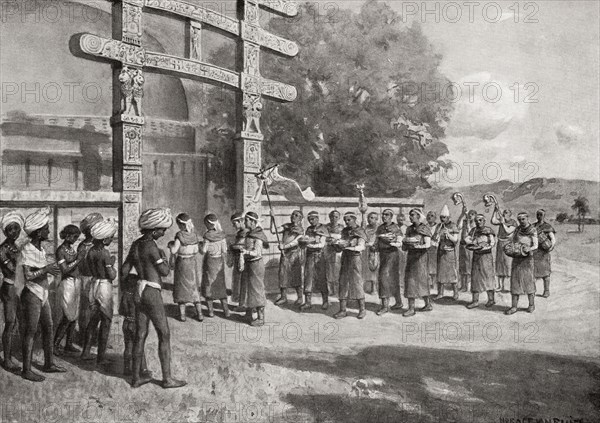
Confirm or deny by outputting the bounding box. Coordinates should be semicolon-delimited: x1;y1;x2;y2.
395;213;408;309
273;210;304;306
300;211;330;311
240;212;269;326
457;209;477;292
122;208;186;389
78;212;104;344
505;212;538;315
80;219;118;365
433;205;459;301
20;207;65;382
229;212;247;311
463;214;496;309
334;212;367;319
363;212;379;296
533;209;556;298
491;208;517;292
426;211;439;289
402;209;433;317
0;211;24;372
324;210;344;297
374;209;402;315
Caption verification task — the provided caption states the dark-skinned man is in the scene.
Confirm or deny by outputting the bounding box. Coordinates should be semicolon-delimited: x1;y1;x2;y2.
20;207;65;382
0;211;24;373
122;208;186;389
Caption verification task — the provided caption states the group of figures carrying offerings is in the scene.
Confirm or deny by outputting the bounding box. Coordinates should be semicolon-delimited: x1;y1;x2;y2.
0;196;555;387
271;193;556;319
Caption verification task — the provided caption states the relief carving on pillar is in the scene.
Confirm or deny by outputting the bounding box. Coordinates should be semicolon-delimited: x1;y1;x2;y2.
242;93;263;135
124;125;142;165
244;43;260;76
244;0;259;25
122;2;143;45
119;67;145;117
190;23;202;60
245;141;261;169
123;168;143;191
123;200;141;251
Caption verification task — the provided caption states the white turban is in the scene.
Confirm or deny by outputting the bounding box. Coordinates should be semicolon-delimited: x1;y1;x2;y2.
440;205;450;217
80;212;104;233
24;207;51;235
1;211;25;233
139;208;173;230
90;218;118;240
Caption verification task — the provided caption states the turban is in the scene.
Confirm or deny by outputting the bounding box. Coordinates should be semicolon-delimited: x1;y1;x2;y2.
1;211;24;233
90;218;118;240
382;209;394;216
344;211;357;219
307;211;319;218
80;213;104;233
440;205;450;217
139;208;173;230
24;207;51;235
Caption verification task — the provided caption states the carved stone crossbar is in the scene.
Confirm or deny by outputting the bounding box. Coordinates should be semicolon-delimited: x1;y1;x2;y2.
79;34;297;102
78;0;298;262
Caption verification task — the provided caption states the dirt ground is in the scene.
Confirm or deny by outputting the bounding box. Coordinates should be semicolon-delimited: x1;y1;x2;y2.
1;225;599;423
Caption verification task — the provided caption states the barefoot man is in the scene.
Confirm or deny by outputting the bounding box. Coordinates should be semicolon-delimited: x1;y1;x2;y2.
1;211;24;373
122;208;186;389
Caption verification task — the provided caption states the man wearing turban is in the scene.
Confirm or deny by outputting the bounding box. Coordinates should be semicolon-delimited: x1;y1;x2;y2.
0;211;24;372
121;208;186;389
80;218;118;365
78;212;104;338
19;207;64;381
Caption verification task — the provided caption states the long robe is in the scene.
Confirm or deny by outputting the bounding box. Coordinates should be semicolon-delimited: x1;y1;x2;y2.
172;231;202;304
427;223;439;277
467;226;496;292
533;221;555;278
201;230;228;299
324;223;344;294
278;223;304;289
362;225;378;287
230;229;247;304
510;226;538;295
375;223;402;299
495;218;517;277
403;223;432;299
338;226;367;301
241;227;269;308
303;224;328;294
435;222;458;284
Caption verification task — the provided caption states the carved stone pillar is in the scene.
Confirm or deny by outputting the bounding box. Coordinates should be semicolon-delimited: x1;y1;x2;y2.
112;113;144;256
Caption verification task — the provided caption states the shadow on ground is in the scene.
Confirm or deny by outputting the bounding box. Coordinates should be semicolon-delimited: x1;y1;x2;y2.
253;344;600;423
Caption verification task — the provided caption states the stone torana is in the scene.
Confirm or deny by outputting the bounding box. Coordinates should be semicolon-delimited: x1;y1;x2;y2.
74;0;298;255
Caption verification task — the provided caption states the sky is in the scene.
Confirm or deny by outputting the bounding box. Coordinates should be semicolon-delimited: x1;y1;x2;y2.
336;0;600;185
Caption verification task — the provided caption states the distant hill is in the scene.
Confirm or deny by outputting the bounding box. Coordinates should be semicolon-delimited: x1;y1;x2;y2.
413;178;600;220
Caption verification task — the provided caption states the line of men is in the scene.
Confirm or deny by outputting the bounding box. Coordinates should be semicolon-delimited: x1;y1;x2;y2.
0;207;187;388
266;204;556;318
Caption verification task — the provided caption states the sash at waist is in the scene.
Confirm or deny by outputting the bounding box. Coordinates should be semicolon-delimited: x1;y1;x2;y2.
138;279;161;298
26;282;48;304
2;278;15;285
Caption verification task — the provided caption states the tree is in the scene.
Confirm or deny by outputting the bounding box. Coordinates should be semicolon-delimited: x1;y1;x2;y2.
571;196;590;232
203;0;454;199
555;212;568;223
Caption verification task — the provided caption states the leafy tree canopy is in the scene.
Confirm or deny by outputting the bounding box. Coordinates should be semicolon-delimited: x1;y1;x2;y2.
203;0;454;198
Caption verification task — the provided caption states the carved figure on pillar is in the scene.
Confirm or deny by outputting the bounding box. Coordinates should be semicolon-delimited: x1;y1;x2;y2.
242;94;263;135
132;69;145;116
191;25;202;60
119;67;144;117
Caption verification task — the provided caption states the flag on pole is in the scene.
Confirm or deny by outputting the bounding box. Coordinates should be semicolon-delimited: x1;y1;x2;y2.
253;165;315;203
